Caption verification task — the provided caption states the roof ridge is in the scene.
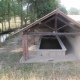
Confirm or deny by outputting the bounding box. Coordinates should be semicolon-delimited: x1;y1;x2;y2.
12;9;80;35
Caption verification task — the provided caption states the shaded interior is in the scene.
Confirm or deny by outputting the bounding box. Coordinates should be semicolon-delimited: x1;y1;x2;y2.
39;36;62;49
60;36;73;54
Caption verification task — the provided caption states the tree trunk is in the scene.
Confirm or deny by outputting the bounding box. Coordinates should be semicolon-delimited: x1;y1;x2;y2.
8;3;10;30
12;0;17;28
24;20;26;26
25;2;29;26
4;21;6;31
1;22;3;32
2;0;6;31
21;0;23;27
14;17;17;28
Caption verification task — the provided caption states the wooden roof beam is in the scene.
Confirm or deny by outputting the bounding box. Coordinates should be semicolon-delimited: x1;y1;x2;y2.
57;17;80;31
58;10;80;27
27;16;56;31
55;18;57;32
57;25;67;31
26;32;80;35
43;24;54;31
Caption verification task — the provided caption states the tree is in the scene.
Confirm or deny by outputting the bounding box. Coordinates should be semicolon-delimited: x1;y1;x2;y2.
59;5;67;14
0;0;22;31
68;7;79;15
27;0;61;23
0;0;68;33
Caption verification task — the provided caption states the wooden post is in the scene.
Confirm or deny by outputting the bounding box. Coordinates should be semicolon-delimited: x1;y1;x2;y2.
22;33;29;61
55;16;57;32
31;29;35;45
31;36;35;45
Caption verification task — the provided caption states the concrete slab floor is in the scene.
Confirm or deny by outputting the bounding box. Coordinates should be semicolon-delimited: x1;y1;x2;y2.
20;37;79;63
20;53;78;63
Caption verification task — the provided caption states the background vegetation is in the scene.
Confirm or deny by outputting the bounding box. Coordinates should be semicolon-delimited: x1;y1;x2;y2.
0;0;67;33
68;7;80;15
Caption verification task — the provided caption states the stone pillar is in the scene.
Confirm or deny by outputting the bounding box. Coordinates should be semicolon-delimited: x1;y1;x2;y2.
22;33;29;61
31;36;35;45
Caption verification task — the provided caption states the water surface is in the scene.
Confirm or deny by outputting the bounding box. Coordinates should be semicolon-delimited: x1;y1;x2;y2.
0;34;9;42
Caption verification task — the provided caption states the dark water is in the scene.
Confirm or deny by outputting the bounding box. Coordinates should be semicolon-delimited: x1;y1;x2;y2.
40;38;62;49
0;34;9;42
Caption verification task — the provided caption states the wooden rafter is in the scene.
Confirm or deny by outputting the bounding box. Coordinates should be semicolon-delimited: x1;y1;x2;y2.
26;32;80;35
35;28;43;32
13;9;80;35
43;24;54;31
57;17;80;31
28;16;55;31
58;10;80;27
55;15;57;32
57;25;67;31
43;16;55;24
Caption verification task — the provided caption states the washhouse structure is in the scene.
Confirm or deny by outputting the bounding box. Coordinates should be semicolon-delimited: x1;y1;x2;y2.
15;9;80;61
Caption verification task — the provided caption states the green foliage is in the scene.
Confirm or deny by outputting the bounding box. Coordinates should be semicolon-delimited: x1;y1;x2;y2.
27;0;67;23
28;0;66;23
0;0;67;32
59;5;67;14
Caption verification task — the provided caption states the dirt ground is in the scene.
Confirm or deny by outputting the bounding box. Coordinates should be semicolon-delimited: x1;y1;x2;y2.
0;34;80;80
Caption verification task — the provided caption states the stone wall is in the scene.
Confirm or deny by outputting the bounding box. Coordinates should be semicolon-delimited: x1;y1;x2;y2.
36;36;66;56
37;50;65;56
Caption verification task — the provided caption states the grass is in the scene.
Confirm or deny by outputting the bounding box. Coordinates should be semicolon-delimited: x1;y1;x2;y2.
0;61;80;80
0;35;80;80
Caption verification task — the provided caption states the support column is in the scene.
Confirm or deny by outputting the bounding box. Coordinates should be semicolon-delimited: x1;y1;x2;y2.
31;36;35;45
55;16;57;32
22;33;29;61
